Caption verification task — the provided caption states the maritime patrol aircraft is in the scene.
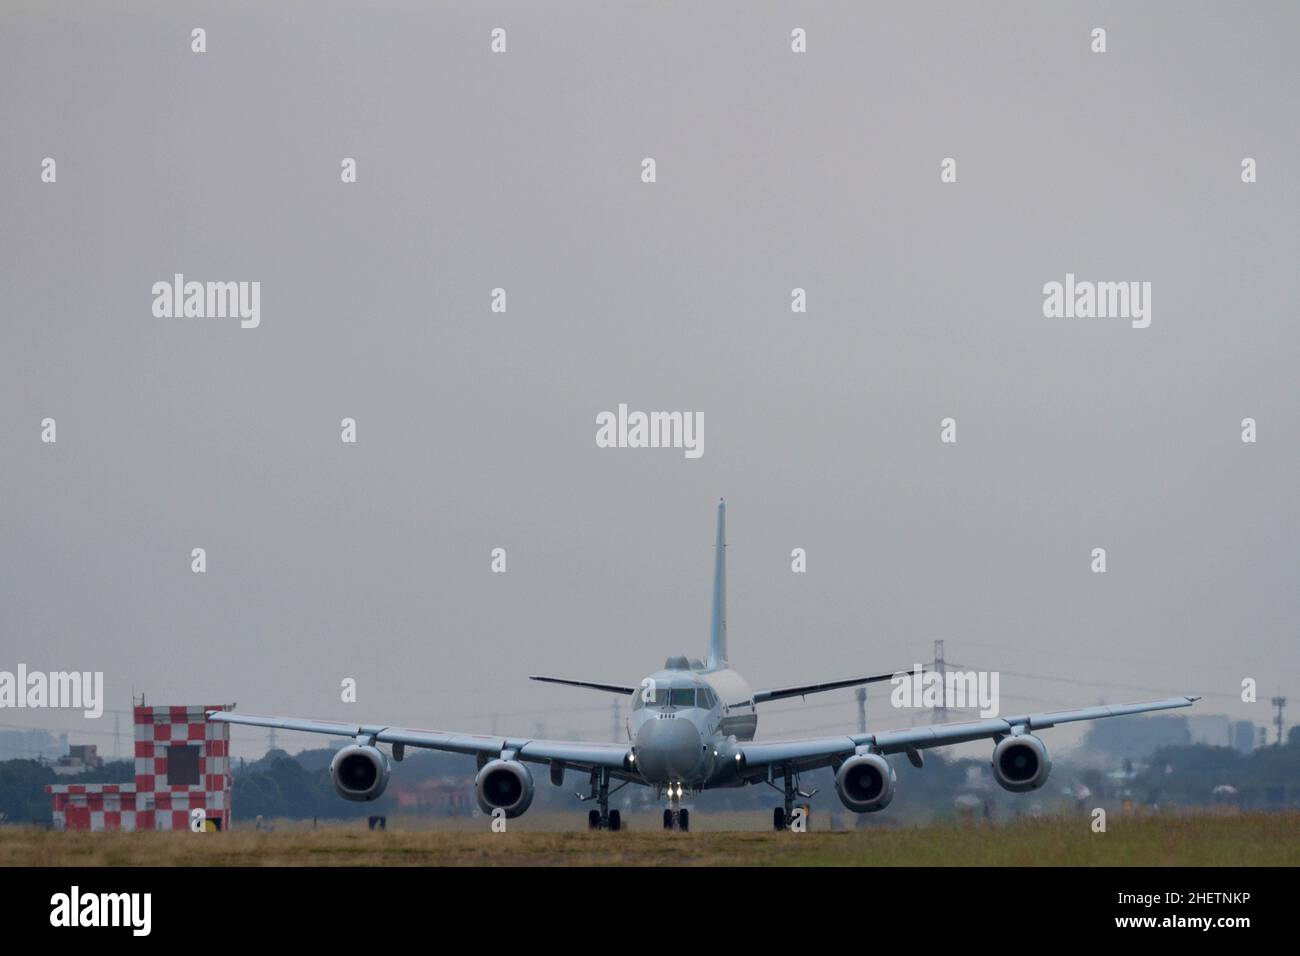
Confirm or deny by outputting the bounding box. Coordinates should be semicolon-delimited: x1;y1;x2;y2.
211;501;1198;831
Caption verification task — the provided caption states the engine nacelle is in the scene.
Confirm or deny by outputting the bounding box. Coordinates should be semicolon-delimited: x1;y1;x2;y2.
475;759;535;818
834;752;896;813
330;744;391;801
992;734;1052;793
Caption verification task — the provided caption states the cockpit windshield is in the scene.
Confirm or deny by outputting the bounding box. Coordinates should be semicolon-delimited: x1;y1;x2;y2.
669;687;695;708
632;682;714;711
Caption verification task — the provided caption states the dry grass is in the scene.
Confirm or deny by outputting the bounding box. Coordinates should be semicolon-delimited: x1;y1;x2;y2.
3;811;1296;866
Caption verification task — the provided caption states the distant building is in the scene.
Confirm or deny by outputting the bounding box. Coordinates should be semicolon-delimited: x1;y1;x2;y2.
1185;715;1233;748
1080;714;1191;761
1233;721;1257;754
46;704;233;831
52;744;104;776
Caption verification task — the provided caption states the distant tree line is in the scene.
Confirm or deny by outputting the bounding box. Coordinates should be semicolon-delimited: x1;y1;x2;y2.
1133;739;1300;808
233;752;395;821
0;758;133;825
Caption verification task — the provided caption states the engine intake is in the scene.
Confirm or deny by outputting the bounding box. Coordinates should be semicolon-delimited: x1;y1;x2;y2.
834;752;896;813
475;759;535;818
991;734;1051;792
330;744;391;801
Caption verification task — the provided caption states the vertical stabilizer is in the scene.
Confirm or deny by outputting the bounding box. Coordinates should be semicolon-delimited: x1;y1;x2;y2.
707;499;727;669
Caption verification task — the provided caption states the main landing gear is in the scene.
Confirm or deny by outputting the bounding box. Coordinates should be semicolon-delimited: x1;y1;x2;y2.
580;768;626;831
770;767;817;831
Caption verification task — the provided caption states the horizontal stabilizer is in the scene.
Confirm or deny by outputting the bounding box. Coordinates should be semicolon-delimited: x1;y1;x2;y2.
530;676;636;695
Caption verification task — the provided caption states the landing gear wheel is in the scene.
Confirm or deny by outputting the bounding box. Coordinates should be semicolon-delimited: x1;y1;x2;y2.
608;810;621;832
773;807;786;830
663;809;675;830
588;809;601;830
677;808;690;832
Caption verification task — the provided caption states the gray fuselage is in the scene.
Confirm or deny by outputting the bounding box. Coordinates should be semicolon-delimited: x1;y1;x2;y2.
628;663;757;789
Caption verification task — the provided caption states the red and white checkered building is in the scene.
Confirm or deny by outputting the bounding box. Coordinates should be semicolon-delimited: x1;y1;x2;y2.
46;704;234;832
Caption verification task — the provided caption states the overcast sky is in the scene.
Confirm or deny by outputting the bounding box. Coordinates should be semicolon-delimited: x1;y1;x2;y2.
2;2;1297;760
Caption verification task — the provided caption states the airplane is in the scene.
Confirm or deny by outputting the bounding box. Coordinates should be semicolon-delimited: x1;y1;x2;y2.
210;500;1199;832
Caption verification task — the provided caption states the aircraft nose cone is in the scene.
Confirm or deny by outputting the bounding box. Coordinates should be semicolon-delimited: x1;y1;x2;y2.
634;718;704;782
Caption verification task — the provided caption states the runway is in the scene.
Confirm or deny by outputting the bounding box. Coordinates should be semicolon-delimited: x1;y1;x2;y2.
6;812;1295;867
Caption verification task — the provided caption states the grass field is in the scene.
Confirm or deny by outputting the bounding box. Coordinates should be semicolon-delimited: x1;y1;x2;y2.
3;811;1297;866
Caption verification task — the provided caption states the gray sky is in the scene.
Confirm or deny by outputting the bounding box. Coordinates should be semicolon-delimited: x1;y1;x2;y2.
2;2;1297;760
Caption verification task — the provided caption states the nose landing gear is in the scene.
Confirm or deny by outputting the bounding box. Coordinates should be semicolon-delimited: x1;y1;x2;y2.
662;807;690;831
661;781;691;831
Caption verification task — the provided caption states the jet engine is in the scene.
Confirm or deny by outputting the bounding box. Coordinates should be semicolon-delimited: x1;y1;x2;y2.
475;759;536;818
834;752;896;813
330;744;391;801
991;734;1052;792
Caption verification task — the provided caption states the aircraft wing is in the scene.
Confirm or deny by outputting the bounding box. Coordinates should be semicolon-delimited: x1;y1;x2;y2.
734;696;1199;778
863;697;1200;754
208;711;638;780
529;676;637;695
753;670;911;703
